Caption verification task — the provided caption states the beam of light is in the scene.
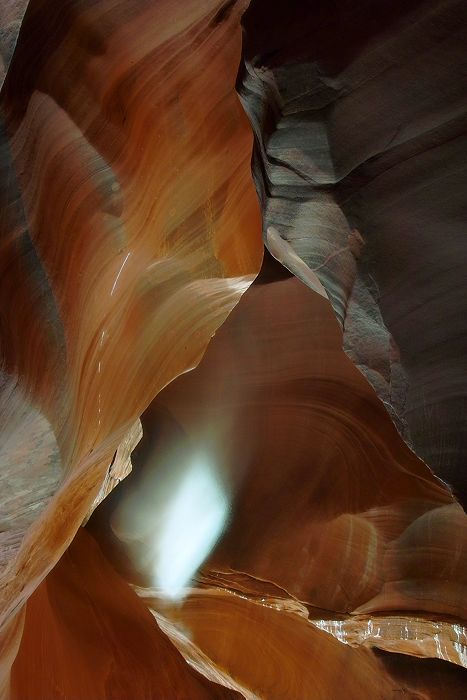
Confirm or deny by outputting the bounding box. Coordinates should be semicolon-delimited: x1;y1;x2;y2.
153;456;228;600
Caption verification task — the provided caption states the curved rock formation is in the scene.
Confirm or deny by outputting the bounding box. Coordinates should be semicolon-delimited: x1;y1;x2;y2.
0;1;28;87
0;0;262;692
238;0;467;504
142;586;467;700
109;255;466;604
11;529;240;700
144;587;425;700
91;253;467;691
1;0;467;697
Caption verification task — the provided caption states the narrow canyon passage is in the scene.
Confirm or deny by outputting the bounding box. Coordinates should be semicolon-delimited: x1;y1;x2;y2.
1;0;467;698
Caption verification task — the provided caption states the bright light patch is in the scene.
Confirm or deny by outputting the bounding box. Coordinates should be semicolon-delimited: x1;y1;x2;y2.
154;457;228;600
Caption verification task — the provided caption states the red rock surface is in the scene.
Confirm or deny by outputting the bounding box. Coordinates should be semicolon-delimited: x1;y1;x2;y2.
11;529;240;700
1;0;467;698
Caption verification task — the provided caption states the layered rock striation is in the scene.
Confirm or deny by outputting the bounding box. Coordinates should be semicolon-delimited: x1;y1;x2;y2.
238;0;467;504
1;0;467;698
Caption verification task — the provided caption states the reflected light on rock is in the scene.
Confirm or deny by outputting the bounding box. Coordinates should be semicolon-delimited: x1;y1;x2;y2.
153;457;228;600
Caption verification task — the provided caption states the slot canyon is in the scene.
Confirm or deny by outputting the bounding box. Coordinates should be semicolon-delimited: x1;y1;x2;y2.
0;0;466;698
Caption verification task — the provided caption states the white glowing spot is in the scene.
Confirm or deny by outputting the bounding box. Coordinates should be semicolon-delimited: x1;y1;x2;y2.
154;457;228;600
111;252;131;296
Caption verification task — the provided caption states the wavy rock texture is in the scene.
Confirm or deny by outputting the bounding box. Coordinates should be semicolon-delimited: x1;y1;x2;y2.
1;0;467;698
87;253;467;698
238;0;467;504
0;0;262;692
84;419;143;522
312;615;467;668
141;587;467;700
109;260;467;619
11;529;240;700
142;587;425;700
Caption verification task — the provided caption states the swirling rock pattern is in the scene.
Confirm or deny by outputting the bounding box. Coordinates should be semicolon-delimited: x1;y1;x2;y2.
1;0;467;698
0;0;262;693
142;587;423;700
88;253;467;696
113;260;465;619
140;586;467;700
238;0;467;504
11;529;241;699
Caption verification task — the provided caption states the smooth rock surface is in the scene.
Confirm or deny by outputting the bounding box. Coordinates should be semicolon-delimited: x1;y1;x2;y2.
11;529;241;700
239;0;467;504
1;1;466;698
0;0;262;693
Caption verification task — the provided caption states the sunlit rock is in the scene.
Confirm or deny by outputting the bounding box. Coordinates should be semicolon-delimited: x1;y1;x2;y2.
0;0;262;693
1;0;467;697
11;529;240;699
89;253;467;698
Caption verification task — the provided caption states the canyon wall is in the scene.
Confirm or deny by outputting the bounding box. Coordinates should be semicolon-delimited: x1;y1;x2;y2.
1;0;466;698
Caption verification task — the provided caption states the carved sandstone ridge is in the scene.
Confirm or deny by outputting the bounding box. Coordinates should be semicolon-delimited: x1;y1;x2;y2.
0;1;29;87
0;0;262;670
139;586;467;699
237;0;467;505
91;256;467;680
11;529;242;700
140;275;466;618
139;582;467;671
18;526;466;699
193;571;467;670
1;1;466;697
141;586;428;700
311;615;467;668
